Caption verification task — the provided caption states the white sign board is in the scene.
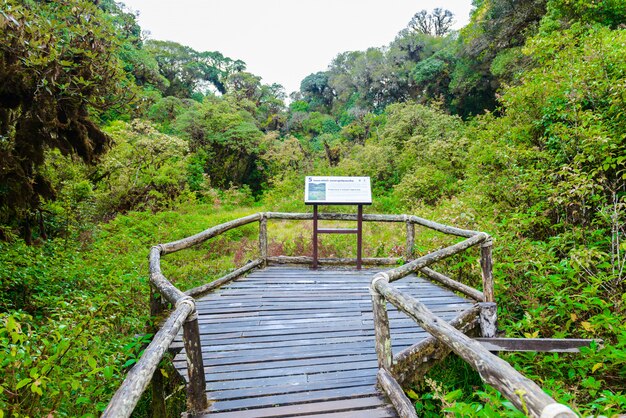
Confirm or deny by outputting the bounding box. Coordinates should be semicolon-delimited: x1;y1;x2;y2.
304;176;372;204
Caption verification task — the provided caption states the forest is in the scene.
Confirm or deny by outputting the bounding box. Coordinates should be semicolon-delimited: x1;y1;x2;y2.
1;0;625;416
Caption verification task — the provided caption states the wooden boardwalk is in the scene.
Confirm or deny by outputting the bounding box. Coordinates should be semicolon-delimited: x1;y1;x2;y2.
173;266;474;417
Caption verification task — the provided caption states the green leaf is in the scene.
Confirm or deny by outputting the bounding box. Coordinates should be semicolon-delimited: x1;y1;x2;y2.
16;378;32;390
6;315;17;333
103;365;114;379
30;380;43;396
87;356;97;369
444;388;463;402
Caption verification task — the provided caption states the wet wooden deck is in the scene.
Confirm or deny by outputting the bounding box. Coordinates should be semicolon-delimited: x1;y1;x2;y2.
173;266;474;417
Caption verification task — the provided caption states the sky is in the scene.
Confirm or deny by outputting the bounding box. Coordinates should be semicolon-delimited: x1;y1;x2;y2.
121;0;474;95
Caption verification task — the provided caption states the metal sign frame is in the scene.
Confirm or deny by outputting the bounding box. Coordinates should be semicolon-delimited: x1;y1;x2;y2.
305;176;372;270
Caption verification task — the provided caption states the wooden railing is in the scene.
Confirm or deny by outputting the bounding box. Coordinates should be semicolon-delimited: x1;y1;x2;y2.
102;213;264;418
102;211;575;418
369;230;578;418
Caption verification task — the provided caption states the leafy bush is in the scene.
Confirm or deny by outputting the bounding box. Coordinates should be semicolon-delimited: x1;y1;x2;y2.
97;120;190;216
173;96;264;190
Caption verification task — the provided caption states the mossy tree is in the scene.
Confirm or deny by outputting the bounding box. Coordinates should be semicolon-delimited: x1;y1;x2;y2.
0;0;135;242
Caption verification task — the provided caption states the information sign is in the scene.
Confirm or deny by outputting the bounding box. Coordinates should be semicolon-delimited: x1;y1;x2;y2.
304;176;372;205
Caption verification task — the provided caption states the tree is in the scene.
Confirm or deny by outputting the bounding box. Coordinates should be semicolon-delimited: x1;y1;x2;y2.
300;72;335;111
408;8;455;37
225;72;287;132
0;0;134;242
144;40;245;97
173;97;264;190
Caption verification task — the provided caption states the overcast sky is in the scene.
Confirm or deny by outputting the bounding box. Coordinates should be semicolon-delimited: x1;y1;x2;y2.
121;1;474;95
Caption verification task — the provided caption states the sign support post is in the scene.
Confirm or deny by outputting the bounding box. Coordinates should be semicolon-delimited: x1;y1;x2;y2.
313;204;318;269
357;203;363;269
305;176;372;270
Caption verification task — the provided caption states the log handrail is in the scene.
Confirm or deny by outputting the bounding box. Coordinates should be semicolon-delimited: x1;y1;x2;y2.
104;211;494;417
377;232;489;282
160;213;262;254
419;267;485;301
102;300;194;417
370;276;577;418
264;212;481;237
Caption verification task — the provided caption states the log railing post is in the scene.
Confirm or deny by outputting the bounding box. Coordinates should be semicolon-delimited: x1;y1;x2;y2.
259;214;268;268
149;284;167;418
180;298;208;415
480;238;495;303
377;369;418;418
405;219;415;261
478;302;497;338
370;274;392;371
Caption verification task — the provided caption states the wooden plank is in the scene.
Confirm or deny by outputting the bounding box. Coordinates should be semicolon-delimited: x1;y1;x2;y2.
200;396;391;417
191;311;468;335
181;329;436;348
181;368;382;393
185;335;426;356
188;353;379;375
474;338;599;353
207;376;380;402
209;385;381;412
294;407;397;418
198;294;468;302
200;359;379;382
193;299;470;313
178;341;416;363
190;313;469;336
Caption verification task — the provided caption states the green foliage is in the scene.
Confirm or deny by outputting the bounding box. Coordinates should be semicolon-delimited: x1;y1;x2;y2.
412;56;447;84
300;72;334;112
408;356;527;418
96;120;191;216
336;143;398;190
259;133;309;185
148;96;188;133
394;166;457;206
0;308;126;417
144;40;245;97
289;100;309;113
547;0;626;28
0;237;146;416
0;0;136;240
484;25;626;233
300;112;339;136
0;202;264;416
173;96;264;190
296;31;448;117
